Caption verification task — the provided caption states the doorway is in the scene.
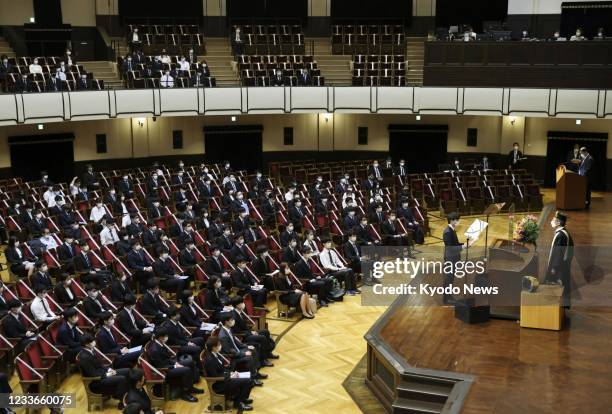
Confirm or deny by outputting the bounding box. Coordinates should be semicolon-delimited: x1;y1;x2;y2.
9;133;75;183
388;125;448;174
204;125;263;172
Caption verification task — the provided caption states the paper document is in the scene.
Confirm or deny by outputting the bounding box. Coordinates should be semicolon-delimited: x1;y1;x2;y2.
237;372;251;379
127;345;142;353
201;322;217;331
176;275;189;280
464;219;488;240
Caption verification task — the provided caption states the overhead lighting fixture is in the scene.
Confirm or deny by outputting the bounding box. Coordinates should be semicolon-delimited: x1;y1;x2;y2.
575;119;582;125
37;124;44;130
29;17;35;23
231;116;237;122
136;118;145;127
416;115;421;121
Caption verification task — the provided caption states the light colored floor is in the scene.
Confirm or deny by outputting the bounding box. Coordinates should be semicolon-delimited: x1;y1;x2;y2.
0;190;558;413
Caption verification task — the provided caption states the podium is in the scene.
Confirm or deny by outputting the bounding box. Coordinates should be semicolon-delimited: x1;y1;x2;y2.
520;284;564;330
556;165;586;210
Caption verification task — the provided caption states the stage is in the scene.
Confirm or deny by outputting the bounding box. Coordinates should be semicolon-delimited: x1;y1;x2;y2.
366;191;612;413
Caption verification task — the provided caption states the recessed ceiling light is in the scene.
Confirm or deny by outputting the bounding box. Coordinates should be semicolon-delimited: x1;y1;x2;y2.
37;124;44;130
575;119;581;125
231;116;237;122
416;115;421;121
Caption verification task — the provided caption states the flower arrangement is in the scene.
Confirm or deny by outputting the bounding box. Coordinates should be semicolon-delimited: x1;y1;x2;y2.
514;215;540;244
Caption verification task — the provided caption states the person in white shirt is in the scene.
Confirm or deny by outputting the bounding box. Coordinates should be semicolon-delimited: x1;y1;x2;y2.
100;221;120;246
233;27;244;55
179;56;190;73
303;230;320;256
69;177;79;196
29;58;43;74
463;27;477;42
39;228;58;250
31;285;60;324
319;239;359;295
570;28;586;41
43;186;55;205
90;199;108;223
64;49;74;66
130;27;141;51
160;70;174;88
160;53;171;65
284;186;296;203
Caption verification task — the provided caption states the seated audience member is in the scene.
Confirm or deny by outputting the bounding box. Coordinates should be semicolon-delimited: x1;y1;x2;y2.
49;67;67;91
0;282;9;318
272;69;284;86
14;73;32;93
294;247;333;306
32;261;53;291
57;307;83;362
397;199;424;244
140;280;169;325
77;73;90;90
218;313;265;381
125;369;165;414
30;285;60;326
160;70;174;88
320;239;358;295
204;337;255;411
161;306;204;361
231;258;268;308
298;68;311;86
5;237;36;278
111;272;133;303
90;199;108;223
0;55;13;92
3;300;37;354
100;220;120;246
250;246;276;291
74;241;111;287
83;284;110;320
78;333;131;409
282;238;301;264
570;28;586;41
205;276;230;322
116;294;154;347
115;230;132;256
343;232;363;274
96;311;141;369
63;48;76;67
54;274;79;307
153;247;189;304
595;27;605;39
29;58;43;74
274;264;315;318
127;240;155;287
147;327;201;402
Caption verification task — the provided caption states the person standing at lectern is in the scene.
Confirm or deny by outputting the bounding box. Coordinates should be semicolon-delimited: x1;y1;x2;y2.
442;213;475;305
578;147;594;208
507;142;524;169
545;212;574;307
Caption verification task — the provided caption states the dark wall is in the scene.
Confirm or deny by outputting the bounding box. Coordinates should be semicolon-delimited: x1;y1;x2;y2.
118;0;202;18
506;14;561;38
227;0;308;20
435;0;508;32
34;0;63;27
330;0;412;19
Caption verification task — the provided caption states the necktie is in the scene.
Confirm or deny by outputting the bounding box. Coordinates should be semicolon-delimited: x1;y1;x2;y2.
328;250;333;266
84;253;90;266
41;299;52;317
71;326;77;339
227;328;239;351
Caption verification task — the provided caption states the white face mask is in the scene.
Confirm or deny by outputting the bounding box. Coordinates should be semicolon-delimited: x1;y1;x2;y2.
550;219;557;228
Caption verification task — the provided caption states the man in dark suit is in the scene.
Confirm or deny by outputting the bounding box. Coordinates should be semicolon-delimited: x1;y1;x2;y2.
74;242;110;287
294;248;333;306
297;69;310;86
216;226;234;252
77;74;91;90
368;161;384;181
369;204;385;225
58;204;77;228
394;159;407;177
288;199;306;232
218;314;264;380
233;209;251;234
147;328;201;402
125;369;158;414
2;300;37;354
206;246;233;290
0;282;9;318
77;333;130;407
231;296;277;361
127;240;155;287
397;199;424;244
343;232;363;274
140;280;169;325
231;259;267;308
153;248;189;304
344;209;359;231
57;307;82;361
116;295;153;347
83;284;109;320
578;147;594;208
117;175;134;198
96;312;141;369
229;235;250;264
0;55;13;92
279;222;298;247
14;74;32;93
282;238;300;264
28;210;48;236
203;337;255;411
545;211;574;307
442;212;474;304
81;165;100;190
507;142;524;169
32;261;53;291
110;273;132;303
161;306;204;362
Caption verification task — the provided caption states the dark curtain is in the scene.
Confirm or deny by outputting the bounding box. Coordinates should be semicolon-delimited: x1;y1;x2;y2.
119;0;203;18
33;0;62;27
388;125;448;174
435;0;508;32
331;0;412;19
10;139;74;183
545;132;607;190
227;0;308;20
560;2;612;38
204;126;263;172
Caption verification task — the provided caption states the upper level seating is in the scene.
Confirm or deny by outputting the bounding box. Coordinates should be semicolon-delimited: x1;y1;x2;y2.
332;24;406;55
1;56;103;93
352;54;406;86
237;55;323;86
127;23;205;55
231;24;305;55
118;55;216;89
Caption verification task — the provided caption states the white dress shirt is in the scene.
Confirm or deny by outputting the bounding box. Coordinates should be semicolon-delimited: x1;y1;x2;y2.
90;206;107;223
100;226;119;246
160;74;174;88
320;248;345;271
179;60;190;71
29;64;43;74
39;235;58;250
31;296;56;322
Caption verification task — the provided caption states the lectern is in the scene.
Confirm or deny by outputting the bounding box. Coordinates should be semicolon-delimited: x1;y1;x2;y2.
556;165;586;210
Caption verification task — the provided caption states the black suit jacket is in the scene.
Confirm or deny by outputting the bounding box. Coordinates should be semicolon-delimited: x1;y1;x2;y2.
2;313;27;339
206;256;225;277
117;308;146;338
74;252;94;273
161;320;189;346
57;321;82;353
111;279;132;302
443;225;462;262
204;353;229;393
294;259;313;279
140;292;167;318
96;327;122;354
343;241;361;263
126;388;154;414
78;348;107;378
180;304;202;327
148;341;175;369
83;296;107;320
282;246;300;264
507;149;524;167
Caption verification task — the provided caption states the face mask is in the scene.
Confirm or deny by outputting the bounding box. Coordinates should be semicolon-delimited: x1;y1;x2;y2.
162;254;169;260
514;146;519;150
550;219;557;228
373;164;379;168
36;214;43;219
91;291;98;298
34;60;38;65
67;51;71;55
66;279;72;286
2;60;7;64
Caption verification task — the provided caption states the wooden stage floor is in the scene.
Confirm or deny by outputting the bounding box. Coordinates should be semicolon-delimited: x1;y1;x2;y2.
379;191;612;413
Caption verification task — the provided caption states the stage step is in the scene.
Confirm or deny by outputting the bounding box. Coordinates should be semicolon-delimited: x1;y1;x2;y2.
396;380;453;404
392;398;444;414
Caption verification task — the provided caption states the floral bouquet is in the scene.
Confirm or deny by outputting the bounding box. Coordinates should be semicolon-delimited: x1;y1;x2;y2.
514;214;540;245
